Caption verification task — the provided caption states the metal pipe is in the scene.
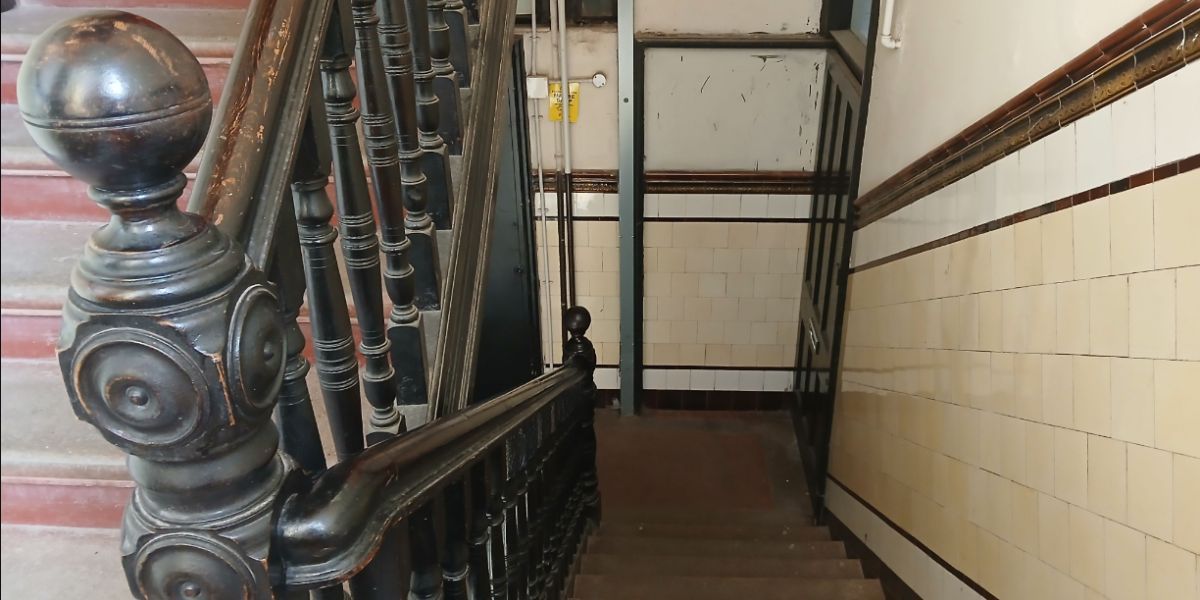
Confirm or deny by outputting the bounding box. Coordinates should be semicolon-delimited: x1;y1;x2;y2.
529;4;556;370
555;0;577;306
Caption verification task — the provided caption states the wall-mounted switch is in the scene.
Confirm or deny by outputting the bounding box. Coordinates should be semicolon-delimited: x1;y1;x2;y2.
527;75;549;98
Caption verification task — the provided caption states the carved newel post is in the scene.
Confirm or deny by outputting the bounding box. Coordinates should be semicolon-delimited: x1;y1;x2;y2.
19;12;287;598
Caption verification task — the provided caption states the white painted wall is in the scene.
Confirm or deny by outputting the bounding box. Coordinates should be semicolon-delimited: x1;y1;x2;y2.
858;0;1156;194
635;0;822;34
644;48;825;171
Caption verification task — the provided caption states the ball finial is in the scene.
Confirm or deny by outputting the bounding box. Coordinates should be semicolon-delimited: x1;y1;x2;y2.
17;11;211;192
564;306;591;339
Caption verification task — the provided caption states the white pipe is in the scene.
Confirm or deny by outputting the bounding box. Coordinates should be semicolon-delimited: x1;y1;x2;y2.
880;0;901;49
555;0;573;178
529;9;555;370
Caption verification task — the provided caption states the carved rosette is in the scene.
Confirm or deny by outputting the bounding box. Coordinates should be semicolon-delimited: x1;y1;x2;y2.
18;11;288;598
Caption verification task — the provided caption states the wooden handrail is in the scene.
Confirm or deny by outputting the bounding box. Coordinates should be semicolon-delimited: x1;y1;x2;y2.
187;0;336;268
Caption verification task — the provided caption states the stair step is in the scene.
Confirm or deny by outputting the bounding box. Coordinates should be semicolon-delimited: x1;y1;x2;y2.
571;575;885;600
602;508;813;528
0;525;129;599
586;535;846;559
596;521;830;541
579;555;863;579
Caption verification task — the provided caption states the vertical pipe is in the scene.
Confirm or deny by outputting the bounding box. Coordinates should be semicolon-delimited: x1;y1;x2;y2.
554;0;577;307
530;3;556;370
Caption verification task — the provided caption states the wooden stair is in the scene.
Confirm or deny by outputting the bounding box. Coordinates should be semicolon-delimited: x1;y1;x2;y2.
569;510;885;600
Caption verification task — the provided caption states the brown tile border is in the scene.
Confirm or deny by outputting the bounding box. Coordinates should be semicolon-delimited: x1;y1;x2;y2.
855;2;1199;228
826;476;1000;600
534;169;849;196
850;153;1199;273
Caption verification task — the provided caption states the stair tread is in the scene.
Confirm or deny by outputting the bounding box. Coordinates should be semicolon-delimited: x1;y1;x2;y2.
602;507;813;527
596;520;829;540
0;5;245;57
572;574;885;600
579;555;864;579
0;525;128;599
586;535;846;558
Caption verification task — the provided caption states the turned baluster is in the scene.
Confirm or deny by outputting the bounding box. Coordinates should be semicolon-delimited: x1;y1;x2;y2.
444;0;472;86
425;0;465;153
378;0;442;310
405;0;458;229
19;13;288;596
293;107;367;462
348;0;433;409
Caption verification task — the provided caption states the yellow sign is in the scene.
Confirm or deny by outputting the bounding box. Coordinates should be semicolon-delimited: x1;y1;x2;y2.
548;82;579;123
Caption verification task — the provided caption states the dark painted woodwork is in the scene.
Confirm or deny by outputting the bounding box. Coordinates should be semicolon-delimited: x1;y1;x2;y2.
427;0;466;153
20;13;284;596
405;0;458;229
322;1;405;438
378;0;443;311
445;0;474;86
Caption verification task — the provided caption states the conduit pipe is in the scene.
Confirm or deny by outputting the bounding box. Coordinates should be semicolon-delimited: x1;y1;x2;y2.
880;0;901;49
529;3;556;369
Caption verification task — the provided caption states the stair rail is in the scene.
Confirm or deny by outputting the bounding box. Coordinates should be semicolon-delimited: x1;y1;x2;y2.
17;3;599;599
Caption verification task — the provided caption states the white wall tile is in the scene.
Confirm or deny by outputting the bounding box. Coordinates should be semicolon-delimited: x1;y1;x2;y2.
795;195;813;218
712;194;741;217
685;193;715;217
643;368;668;390
659;194;686;217
767;194;795;218
1154;63;1200;166
643;193;660;217
740;194;769;218
1112;84;1156;177
1043;124;1077;201
593;367;620;389
601;193;619;216
764;370;793;391
714;369;741;390
666;368;690;389
690;369;716;390
994;152;1021;219
1076;106;1114;191
1018;141;1047;212
738;369;765;391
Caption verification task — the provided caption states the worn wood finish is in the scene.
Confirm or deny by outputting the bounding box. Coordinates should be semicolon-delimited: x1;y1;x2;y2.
445;0;474;86
427;0;466;153
405;0;458;229
19;13;287;596
378;0;443;311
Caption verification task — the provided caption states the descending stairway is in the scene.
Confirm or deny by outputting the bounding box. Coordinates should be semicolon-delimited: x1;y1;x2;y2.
569;509;885;600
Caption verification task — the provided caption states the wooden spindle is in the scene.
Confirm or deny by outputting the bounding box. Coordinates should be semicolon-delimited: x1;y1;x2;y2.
350;0;432;408
408;504;446;600
444;0;473;86
426;0;465;153
404;0;458;229
292;108;366;462
323;1;404;439
441;481;473;599
377;0;443;310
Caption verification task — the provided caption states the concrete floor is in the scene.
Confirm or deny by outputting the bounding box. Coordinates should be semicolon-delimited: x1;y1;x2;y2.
594;408;812;514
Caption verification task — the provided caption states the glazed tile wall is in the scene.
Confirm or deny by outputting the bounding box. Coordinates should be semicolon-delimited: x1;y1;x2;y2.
642;220;807;369
535;221;621;367
852;63;1200;268
830;63;1200;600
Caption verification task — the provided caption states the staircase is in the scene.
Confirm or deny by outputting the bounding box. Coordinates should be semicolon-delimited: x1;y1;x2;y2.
570;509;884;600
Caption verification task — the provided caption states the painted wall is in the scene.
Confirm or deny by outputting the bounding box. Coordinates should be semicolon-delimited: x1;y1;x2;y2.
635;0;822;34
857;0;1156;194
830;62;1200;600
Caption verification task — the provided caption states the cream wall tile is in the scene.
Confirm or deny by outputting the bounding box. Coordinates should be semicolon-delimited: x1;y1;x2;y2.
1175;454;1200;554
1109;186;1155;275
1111;85;1156;177
706;344;732;366
1104;520;1147;600
1042;209;1076;284
1147;537;1197;600
1129;270;1176;359
679;343;705;364
1127;443;1173;541
1014;219;1045;287
1154;171;1200;269
1074;356;1112;436
684;247;714;272
727;222;758;248
1087;434;1126;521
1155;360;1200;458
1043;354;1075;428
1026;422;1055;494
1039;492;1071;573
1010;483;1040;554
1058;280;1091;355
1179;267;1200;360
1074;197;1112;279
1110;358;1155;446
1069;505;1106;591
1013;353;1043;420
1055;427;1089;506
1090;275;1130;356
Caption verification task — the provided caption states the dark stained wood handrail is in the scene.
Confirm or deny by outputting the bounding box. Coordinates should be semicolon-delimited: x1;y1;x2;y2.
187;0;336;268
